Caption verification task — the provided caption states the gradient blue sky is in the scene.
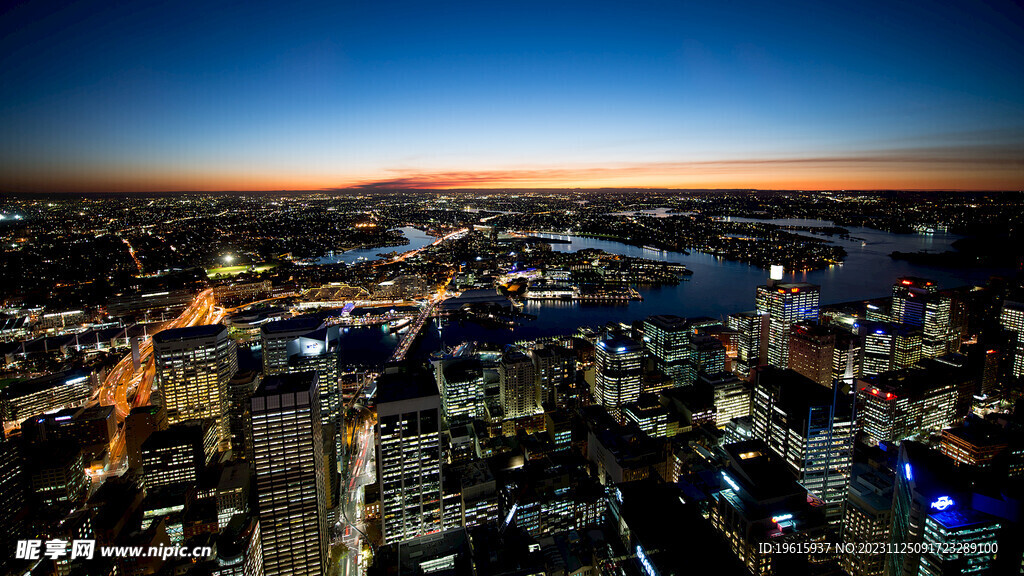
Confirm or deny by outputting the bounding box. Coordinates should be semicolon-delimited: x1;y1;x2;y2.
2;0;1023;191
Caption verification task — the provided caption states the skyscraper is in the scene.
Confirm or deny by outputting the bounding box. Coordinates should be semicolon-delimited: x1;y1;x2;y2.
376;365;444;544
285;326;341;430
154;324;238;449
727;311;769;377
751;367;854;522
435;357;484;422
259;316;323;375
892;277;952;358
499;346;539;420
141;419;217;490
594;335;643;423
889;442;1002;576
841;465;893;576
249;372;329;576
1000;300;1024;378
643;315;690;384
529;344;574;407
755;283;820;368
787;322;835;387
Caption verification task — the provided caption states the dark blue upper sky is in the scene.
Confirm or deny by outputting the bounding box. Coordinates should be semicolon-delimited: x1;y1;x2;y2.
2;0;1023;191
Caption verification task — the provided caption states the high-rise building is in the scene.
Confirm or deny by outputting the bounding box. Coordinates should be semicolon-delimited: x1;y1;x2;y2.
889;442;1002;576
892;277;938;327
27;440;88;509
227;370;260;461
755;283;820;368
751;367;854;522
1000;300;1024;378
529;344;574;407
141;419;217;490
892;278;954;358
862;322;922;377
0;436;27;554
683;335;725;385
840;464;893;576
832;329;862;391
259;316;323;375
376;365;444;544
435;357;484;422
285;326;341;430
126;405;169;471
728;311;769;378
710;440;829;575
154;324;238;449
699;371;751;425
499;347;539;420
787;322;835;387
249;371;329;576
594;335;643;423
0;370;92;427
621;394;677;438
643;315;690;384
856;362;964;446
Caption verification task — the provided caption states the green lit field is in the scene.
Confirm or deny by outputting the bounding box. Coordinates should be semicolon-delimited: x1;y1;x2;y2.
206;263;277;278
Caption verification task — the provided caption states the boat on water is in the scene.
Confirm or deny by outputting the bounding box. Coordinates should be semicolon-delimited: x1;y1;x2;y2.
385;317;412;332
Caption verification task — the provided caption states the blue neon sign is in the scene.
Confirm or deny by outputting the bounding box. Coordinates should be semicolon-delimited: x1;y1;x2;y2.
930;496;955;511
636;544;657;576
904;463;913;481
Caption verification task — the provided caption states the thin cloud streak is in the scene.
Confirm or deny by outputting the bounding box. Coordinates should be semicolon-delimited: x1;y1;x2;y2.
341;147;1024;190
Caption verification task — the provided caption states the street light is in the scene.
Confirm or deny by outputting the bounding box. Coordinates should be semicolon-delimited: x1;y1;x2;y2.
223;254;234;264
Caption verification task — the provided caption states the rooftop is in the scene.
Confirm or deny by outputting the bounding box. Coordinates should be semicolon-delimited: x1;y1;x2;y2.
153;323;226;343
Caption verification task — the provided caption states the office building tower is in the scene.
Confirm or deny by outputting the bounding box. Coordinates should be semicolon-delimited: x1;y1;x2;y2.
787;322;835;387
893;278;954;358
862;322;922;377
24;404;117;467
594;335;643;423
751;367;854;522
529;344;574;407
892;277;938;327
643;315;690;384
710;440;829;575
939;414;1012;469
728;311;769;378
755;283;820;368
259;316;323;375
499;347;539;420
27;440;88;509
126;405;169;470
832;329;861;391
0;370;92;427
141;419;217;490
1001;300;1024;378
249;372;329;576
890;442;1002;576
154;325;238;449
286;326;341;430
840;465;893;576
213;514;263;576
856;361;966;445
0;437;27;553
621;394;676;438
683;335;726;385
700;371;751;425
436;357;484;422
227;371;260;461
376;365;443;544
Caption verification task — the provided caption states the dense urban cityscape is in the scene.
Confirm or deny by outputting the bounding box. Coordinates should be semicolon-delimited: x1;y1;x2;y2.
4;0;1024;574
0;189;1022;576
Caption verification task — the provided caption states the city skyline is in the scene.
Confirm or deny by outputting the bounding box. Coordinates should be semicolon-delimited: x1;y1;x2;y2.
3;0;1024;193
